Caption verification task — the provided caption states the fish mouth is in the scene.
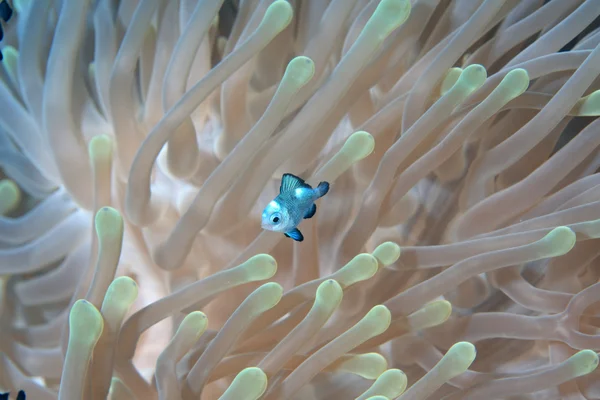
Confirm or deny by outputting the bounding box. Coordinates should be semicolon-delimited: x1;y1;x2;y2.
261;222;279;232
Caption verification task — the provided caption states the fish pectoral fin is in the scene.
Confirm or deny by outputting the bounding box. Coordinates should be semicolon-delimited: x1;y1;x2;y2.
284;228;304;242
280;173;311;194
304;204;317;219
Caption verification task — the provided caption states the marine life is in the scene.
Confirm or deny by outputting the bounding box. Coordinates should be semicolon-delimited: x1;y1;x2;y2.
261;173;330;242
0;0;12;60
0;390;25;400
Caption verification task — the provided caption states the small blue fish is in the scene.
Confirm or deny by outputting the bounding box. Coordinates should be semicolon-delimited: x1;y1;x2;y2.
261;173;330;242
0;390;25;400
0;0;13;61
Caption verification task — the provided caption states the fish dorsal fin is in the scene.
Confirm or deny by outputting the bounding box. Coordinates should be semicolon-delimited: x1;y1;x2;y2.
280;173;310;194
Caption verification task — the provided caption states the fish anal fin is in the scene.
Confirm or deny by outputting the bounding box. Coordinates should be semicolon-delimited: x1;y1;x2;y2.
284;228;304;242
280;173;310;194
304;204;316;219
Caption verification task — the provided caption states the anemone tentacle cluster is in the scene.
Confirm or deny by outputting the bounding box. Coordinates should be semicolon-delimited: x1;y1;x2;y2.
2;0;600;399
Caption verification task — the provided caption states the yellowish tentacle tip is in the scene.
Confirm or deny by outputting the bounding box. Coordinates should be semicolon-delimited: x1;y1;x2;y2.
338;253;379;287
440;68;462;96
363;305;392;336
459;64;487;91
0;179;21;215
502;68;530;96
89;134;113;160
101;276;139;312
285;56;315;87
544;226;576;256
337;353;388;379
408;300;452;330
464;63;487;76
253;282;284;313
372;368;408;398
178;311;209;340
315;279;344;309
69;299;104;346
219;367;268;400
568;349;599;377
372;242;401;267
342;131;376;162
262;0;293;34
95;206;124;240
243;254;278;281
445;342;477;372
446;64;487;97
372;0;412;38
576;90;600;116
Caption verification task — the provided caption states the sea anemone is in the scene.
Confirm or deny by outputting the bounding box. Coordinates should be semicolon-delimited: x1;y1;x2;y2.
2;0;600;399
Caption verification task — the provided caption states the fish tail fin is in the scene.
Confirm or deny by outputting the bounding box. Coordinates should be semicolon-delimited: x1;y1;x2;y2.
315;181;330;198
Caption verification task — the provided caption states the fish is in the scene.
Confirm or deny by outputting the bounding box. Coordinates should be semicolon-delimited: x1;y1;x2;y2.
0;390;25;400
261;173;330;242
0;0;12;61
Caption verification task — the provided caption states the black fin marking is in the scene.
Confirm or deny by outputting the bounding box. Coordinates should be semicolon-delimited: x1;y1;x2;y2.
315;181;330;198
16;391;25;400
0;1;12;23
304;203;316;219
280;173;311;194
284;228;304;242
0;392;8;400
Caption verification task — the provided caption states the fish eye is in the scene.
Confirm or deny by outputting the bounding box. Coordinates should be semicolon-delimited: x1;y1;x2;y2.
270;213;281;224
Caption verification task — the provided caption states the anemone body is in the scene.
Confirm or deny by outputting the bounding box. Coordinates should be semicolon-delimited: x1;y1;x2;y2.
1;0;600;399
